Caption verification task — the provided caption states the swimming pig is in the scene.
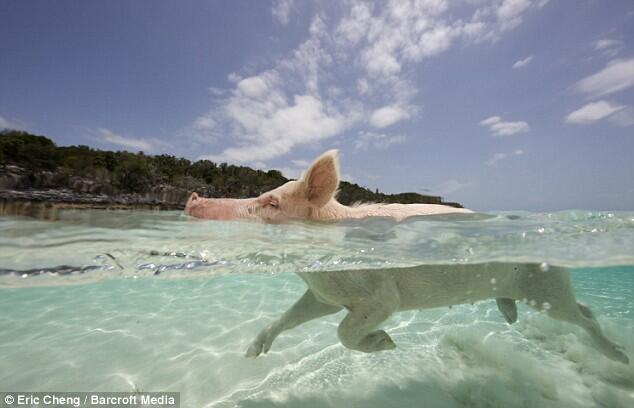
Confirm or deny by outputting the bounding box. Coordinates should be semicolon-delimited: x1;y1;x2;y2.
184;151;629;364
184;149;473;222
245;263;629;364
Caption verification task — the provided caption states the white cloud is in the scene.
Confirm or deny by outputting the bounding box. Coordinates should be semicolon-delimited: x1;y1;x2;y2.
355;131;405;150
192;14;358;164
337;0;544;77
280;15;332;95
0;115;29;131
278;159;315;180
208;86;227;96
608;107;634;127
191;1;544;163
193;115;216;132
479;116;530;136
496;0;532;31
574;58;634;97
347;1;459;77
512;55;533;69
357;78;370;95
250;161;267;169
276;166;301;179
468;0;547;42
276;160;353;181
199;93;348;163
97;128;157;152
336;1;373;45
341;172;355;182
480;116;503;126
594;39;623;57
227;72;242;83
237;76;269;98
272;0;294;25
565;100;626;125
594;39;621;51
0;115;18;130
369;105;410;128
487;149;524;165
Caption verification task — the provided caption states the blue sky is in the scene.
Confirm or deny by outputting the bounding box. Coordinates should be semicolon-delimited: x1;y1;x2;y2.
1;0;633;211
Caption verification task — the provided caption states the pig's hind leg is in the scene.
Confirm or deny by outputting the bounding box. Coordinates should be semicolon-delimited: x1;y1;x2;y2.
520;265;629;364
548;301;629;364
337;303;397;353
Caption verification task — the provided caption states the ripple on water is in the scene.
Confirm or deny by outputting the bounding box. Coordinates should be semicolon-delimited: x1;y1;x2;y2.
2;210;634;286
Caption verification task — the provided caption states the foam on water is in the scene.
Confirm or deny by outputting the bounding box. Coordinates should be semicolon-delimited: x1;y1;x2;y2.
1;210;633;407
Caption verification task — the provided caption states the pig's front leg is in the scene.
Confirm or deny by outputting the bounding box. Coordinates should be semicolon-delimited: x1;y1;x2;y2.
246;289;342;358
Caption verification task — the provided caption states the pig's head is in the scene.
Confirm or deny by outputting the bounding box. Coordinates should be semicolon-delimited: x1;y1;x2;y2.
184;149;340;222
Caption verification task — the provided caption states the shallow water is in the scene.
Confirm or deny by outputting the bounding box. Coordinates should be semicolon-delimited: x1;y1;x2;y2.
1;210;633;407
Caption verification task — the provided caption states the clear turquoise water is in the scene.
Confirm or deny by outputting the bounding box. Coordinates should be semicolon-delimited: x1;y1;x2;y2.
1;210;633;407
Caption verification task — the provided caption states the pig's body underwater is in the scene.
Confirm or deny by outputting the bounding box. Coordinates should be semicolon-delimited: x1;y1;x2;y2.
184;150;629;364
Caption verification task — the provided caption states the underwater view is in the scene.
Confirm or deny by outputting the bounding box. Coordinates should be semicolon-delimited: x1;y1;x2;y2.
1;209;633;407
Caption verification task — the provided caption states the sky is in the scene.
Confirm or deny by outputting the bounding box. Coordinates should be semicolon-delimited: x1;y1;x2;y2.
1;0;633;211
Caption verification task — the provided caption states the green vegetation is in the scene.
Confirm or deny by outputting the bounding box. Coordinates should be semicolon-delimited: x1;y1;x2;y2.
0;130;461;207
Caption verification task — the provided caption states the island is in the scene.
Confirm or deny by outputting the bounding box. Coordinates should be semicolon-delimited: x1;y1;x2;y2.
0;129;463;218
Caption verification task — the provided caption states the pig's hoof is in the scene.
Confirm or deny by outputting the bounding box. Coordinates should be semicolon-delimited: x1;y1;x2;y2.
360;330;396;352
245;343;263;358
594;337;630;364
496;298;517;324
605;344;630;365
245;328;274;358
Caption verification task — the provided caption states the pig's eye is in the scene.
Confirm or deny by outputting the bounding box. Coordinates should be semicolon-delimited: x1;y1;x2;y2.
266;196;279;208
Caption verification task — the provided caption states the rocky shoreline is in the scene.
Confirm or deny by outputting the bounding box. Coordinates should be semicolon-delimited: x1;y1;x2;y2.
0;164;462;219
0;189;185;218
0;188;185;207
0;131;464;218
0;162;195;218
0;188;461;219
0;169;463;219
0;131;461;219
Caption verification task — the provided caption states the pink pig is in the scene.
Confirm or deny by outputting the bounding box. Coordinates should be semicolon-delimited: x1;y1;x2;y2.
183;150;630;364
184;149;473;222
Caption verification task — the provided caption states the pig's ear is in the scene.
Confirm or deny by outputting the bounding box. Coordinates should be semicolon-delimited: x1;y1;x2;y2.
300;149;340;207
